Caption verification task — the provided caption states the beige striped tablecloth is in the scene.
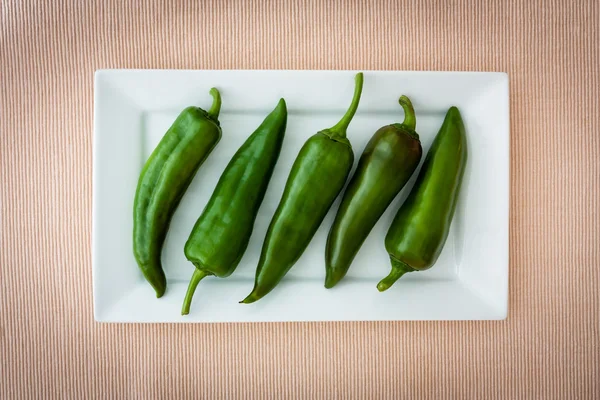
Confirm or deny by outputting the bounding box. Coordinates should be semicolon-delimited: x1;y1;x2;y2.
2;1;599;398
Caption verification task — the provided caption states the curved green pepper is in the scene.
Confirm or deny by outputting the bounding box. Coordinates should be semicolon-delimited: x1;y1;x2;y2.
181;99;288;314
325;95;423;288
241;72;364;304
379;106;467;291
133;88;222;297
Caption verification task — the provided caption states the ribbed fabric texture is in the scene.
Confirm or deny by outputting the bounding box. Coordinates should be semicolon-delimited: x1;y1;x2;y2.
1;1;599;398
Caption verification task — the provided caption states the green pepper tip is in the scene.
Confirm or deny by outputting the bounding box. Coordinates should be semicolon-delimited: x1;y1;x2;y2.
147;273;167;298
324;270;341;289
447;106;462;119
277;97;287;111
240;291;260;304
444;106;465;134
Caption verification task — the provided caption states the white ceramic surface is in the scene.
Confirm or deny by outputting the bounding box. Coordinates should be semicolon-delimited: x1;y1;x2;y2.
93;70;509;322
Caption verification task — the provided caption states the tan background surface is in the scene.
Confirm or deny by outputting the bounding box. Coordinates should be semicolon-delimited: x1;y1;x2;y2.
1;0;599;398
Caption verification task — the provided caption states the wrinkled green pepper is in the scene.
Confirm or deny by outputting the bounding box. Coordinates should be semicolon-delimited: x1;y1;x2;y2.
181;99;288;314
379;106;467;291
241;72;364;304
325;95;423;288
133;88;222;297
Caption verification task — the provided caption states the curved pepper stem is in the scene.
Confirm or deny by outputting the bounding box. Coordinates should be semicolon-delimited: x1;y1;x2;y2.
328;72;364;137
399;95;416;131
181;268;210;315
376;257;415;292
207;87;222;120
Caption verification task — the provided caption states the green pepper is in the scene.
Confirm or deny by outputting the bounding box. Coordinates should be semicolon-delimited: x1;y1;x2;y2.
181;99;288;314
379;106;467;291
241;72;364;304
325;95;423;288
133;88;222;297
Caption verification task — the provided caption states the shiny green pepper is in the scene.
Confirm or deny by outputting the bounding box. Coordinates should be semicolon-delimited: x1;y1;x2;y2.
325;95;422;288
181;99;288;315
133;88;222;297
379;106;467;291
241;72;364;304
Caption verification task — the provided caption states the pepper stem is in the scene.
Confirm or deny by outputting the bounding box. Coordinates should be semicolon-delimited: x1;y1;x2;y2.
207;87;221;120
376;257;415;292
328;72;364;136
399;95;416;131
181;269;210;315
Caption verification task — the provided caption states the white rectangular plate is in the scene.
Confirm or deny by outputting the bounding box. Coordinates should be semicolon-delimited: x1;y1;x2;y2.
93;70;509;322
